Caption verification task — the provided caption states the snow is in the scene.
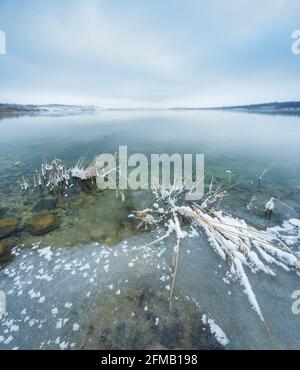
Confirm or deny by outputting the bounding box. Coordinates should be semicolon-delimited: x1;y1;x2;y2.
72;323;80;332
37;247;53;262
201;314;229;346
265;198;275;212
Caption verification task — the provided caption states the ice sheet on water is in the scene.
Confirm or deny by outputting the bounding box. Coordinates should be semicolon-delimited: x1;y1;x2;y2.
0;226;299;349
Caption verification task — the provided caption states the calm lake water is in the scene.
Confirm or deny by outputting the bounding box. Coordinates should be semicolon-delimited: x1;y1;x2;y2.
0;110;300;349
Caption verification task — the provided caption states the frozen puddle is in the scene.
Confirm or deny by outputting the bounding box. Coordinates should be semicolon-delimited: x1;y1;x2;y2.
0;228;299;349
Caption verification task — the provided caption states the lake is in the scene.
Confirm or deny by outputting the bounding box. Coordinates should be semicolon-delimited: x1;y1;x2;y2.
0;110;300;349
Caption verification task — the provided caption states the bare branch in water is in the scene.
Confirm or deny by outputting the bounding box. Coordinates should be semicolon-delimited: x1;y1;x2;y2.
258;163;274;188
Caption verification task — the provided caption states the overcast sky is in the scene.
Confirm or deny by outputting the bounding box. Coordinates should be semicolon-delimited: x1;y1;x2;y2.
0;0;299;107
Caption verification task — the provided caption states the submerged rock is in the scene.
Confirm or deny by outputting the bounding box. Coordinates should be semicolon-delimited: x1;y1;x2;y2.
0;218;20;239
81;276;223;350
103;237;118;246
26;212;60;235
0;240;11;257
89;228;106;241
33;198;57;212
0;238;18;258
0;206;8;217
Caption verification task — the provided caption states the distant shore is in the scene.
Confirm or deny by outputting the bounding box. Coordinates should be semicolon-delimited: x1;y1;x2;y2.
1;101;300;117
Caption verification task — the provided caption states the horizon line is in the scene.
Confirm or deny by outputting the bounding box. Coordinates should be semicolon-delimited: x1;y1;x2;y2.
1;100;300;111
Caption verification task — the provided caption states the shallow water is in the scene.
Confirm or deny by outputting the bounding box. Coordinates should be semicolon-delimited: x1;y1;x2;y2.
0;110;300;349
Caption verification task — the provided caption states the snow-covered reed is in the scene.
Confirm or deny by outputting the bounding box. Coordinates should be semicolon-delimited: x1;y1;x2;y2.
21;155;122;201
131;181;300;320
